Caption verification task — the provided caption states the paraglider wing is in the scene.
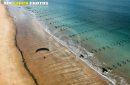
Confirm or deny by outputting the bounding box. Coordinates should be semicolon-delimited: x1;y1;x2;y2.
35;48;49;53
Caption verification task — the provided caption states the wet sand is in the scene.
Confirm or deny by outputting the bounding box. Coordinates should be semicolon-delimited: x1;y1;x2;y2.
0;3;35;85
8;6;109;85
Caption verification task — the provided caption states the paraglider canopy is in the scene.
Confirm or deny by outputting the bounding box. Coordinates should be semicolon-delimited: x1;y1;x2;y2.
35;48;49;53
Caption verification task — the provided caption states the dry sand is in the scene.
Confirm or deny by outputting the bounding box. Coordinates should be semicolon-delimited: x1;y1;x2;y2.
9;6;109;85
0;3;35;85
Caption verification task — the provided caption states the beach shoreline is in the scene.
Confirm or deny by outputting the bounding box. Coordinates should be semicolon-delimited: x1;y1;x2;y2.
36;18;115;85
7;5;110;85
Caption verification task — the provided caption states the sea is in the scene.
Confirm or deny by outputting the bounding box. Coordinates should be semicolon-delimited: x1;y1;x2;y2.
7;0;130;84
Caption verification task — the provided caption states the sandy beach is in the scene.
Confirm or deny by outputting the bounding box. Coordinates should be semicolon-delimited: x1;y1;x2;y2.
0;3;35;85
6;5;109;85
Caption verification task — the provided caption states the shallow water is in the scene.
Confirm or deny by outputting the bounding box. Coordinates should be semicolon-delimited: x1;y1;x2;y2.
21;0;130;84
